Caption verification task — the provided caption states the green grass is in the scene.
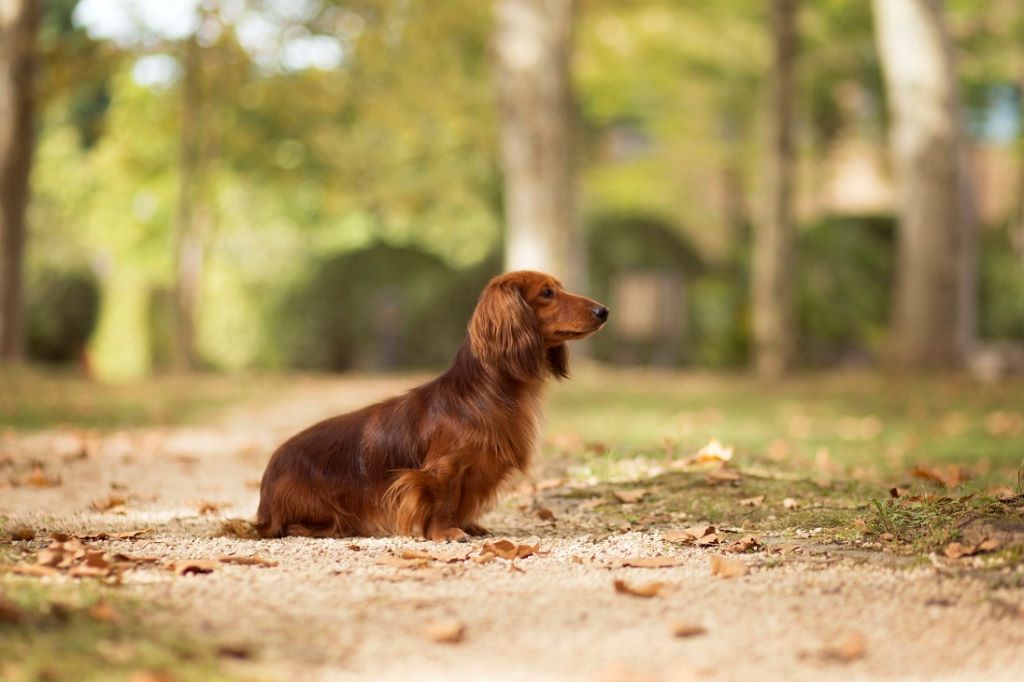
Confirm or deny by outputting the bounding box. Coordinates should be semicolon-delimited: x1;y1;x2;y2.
547;368;1024;482
0;367;288;430
0;580;240;682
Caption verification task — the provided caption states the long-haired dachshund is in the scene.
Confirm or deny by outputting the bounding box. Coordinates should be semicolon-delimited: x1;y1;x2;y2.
254;271;608;542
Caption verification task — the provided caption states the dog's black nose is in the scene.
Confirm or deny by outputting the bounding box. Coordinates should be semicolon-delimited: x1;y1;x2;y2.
593;306;609;322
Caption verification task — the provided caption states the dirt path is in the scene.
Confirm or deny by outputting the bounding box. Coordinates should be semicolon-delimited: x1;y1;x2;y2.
3;377;1023;681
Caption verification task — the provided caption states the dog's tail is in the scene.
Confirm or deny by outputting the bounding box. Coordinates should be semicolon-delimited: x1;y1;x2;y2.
385;469;437;537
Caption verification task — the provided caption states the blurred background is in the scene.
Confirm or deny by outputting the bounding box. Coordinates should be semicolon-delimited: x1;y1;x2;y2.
1;0;1023;382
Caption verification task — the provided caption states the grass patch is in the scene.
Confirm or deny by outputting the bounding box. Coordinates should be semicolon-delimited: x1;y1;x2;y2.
0;579;240;682
0;367;287;430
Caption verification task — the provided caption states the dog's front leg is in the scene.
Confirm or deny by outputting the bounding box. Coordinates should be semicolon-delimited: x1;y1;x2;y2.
423;456;471;543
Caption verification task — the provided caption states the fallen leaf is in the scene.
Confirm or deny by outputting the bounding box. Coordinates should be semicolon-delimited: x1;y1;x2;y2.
0;564;61;577
706;467;742;484
195;501;225;515
613;489;649;504
943;538;1001;559
724;536;762;553
709;555;748;578
8;527;34;541
683;438;734;465
423;618;465;644
434;546;474;563
889;487;908;499
667;621;707;638
88;601;121;623
0;597;23;624
577;498;606;511
480;540;537;560
739;495;765;507
613;578;665;598
400;549;435;561
782;497;800;509
91;495;127;512
911;464;969;488
536;507;556;522
216;644;252;660
376;556;432;569
664;525;716;543
171;560;218;576
26;466;60;488
820;631;867;663
218;555;278;567
622;556;683;569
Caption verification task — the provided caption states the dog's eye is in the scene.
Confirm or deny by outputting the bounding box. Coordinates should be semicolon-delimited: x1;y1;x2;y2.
540;286;555;299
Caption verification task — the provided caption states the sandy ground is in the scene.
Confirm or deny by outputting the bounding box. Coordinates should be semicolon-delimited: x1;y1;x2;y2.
3;376;1024;682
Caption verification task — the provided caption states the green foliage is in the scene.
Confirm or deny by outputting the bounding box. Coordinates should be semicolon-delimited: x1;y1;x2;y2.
268;244;496;371
688;268;750;368
796;215;896;364
980;230;1024;339
26;269;101;365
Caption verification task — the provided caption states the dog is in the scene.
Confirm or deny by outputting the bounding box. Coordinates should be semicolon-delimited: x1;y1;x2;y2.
254;270;608;542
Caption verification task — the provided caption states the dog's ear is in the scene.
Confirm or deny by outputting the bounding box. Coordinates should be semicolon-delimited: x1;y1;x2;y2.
469;279;543;380
547;343;569;379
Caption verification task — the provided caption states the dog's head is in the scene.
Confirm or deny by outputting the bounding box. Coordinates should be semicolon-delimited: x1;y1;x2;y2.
468;271;609;381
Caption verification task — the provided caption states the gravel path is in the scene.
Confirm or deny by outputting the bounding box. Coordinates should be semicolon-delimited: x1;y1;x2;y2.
3;377;1023;681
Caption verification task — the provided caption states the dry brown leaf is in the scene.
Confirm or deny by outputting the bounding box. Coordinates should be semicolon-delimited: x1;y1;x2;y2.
434;546;474;563
9;527;34;541
171;560;218;576
943;537;1001;559
376;556;432;569
613;578;665;598
195;501;226;515
667;621;707;638
91;495;127;512
709;555;748;578
577;498;606;511
0;597;23;624
536;507;556;522
683;439;734;465
423;618;465;644
218;555;278;567
664;525;716;543
706;467;742;484
725;536;763;553
400;549;435;561
26;466;60;488
911;464;969;488
481;540;537;561
889;487;908;499
739;495;765;507
622;556;683;569
613;489;649;504
0;563;61;577
782;497;800;509
820;631;867;663
88;601;121;623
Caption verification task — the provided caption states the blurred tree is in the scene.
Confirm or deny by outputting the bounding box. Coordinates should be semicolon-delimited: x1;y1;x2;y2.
494;0;582;290
0;0;42;363
873;0;978;368
752;0;797;378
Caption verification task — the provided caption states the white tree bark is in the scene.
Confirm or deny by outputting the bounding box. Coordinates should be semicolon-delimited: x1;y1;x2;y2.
494;0;582;290
872;0;977;367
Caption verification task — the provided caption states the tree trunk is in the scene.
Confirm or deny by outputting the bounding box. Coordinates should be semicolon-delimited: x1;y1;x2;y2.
752;0;797;378
872;0;977;368
494;0;582;291
0;0;41;364
172;35;204;372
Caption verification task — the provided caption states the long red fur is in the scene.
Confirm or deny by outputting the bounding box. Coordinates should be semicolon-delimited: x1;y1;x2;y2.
254;271;607;542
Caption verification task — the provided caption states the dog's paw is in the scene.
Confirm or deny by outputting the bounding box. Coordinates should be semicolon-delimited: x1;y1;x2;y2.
428;527;471;543
462;522;490;537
